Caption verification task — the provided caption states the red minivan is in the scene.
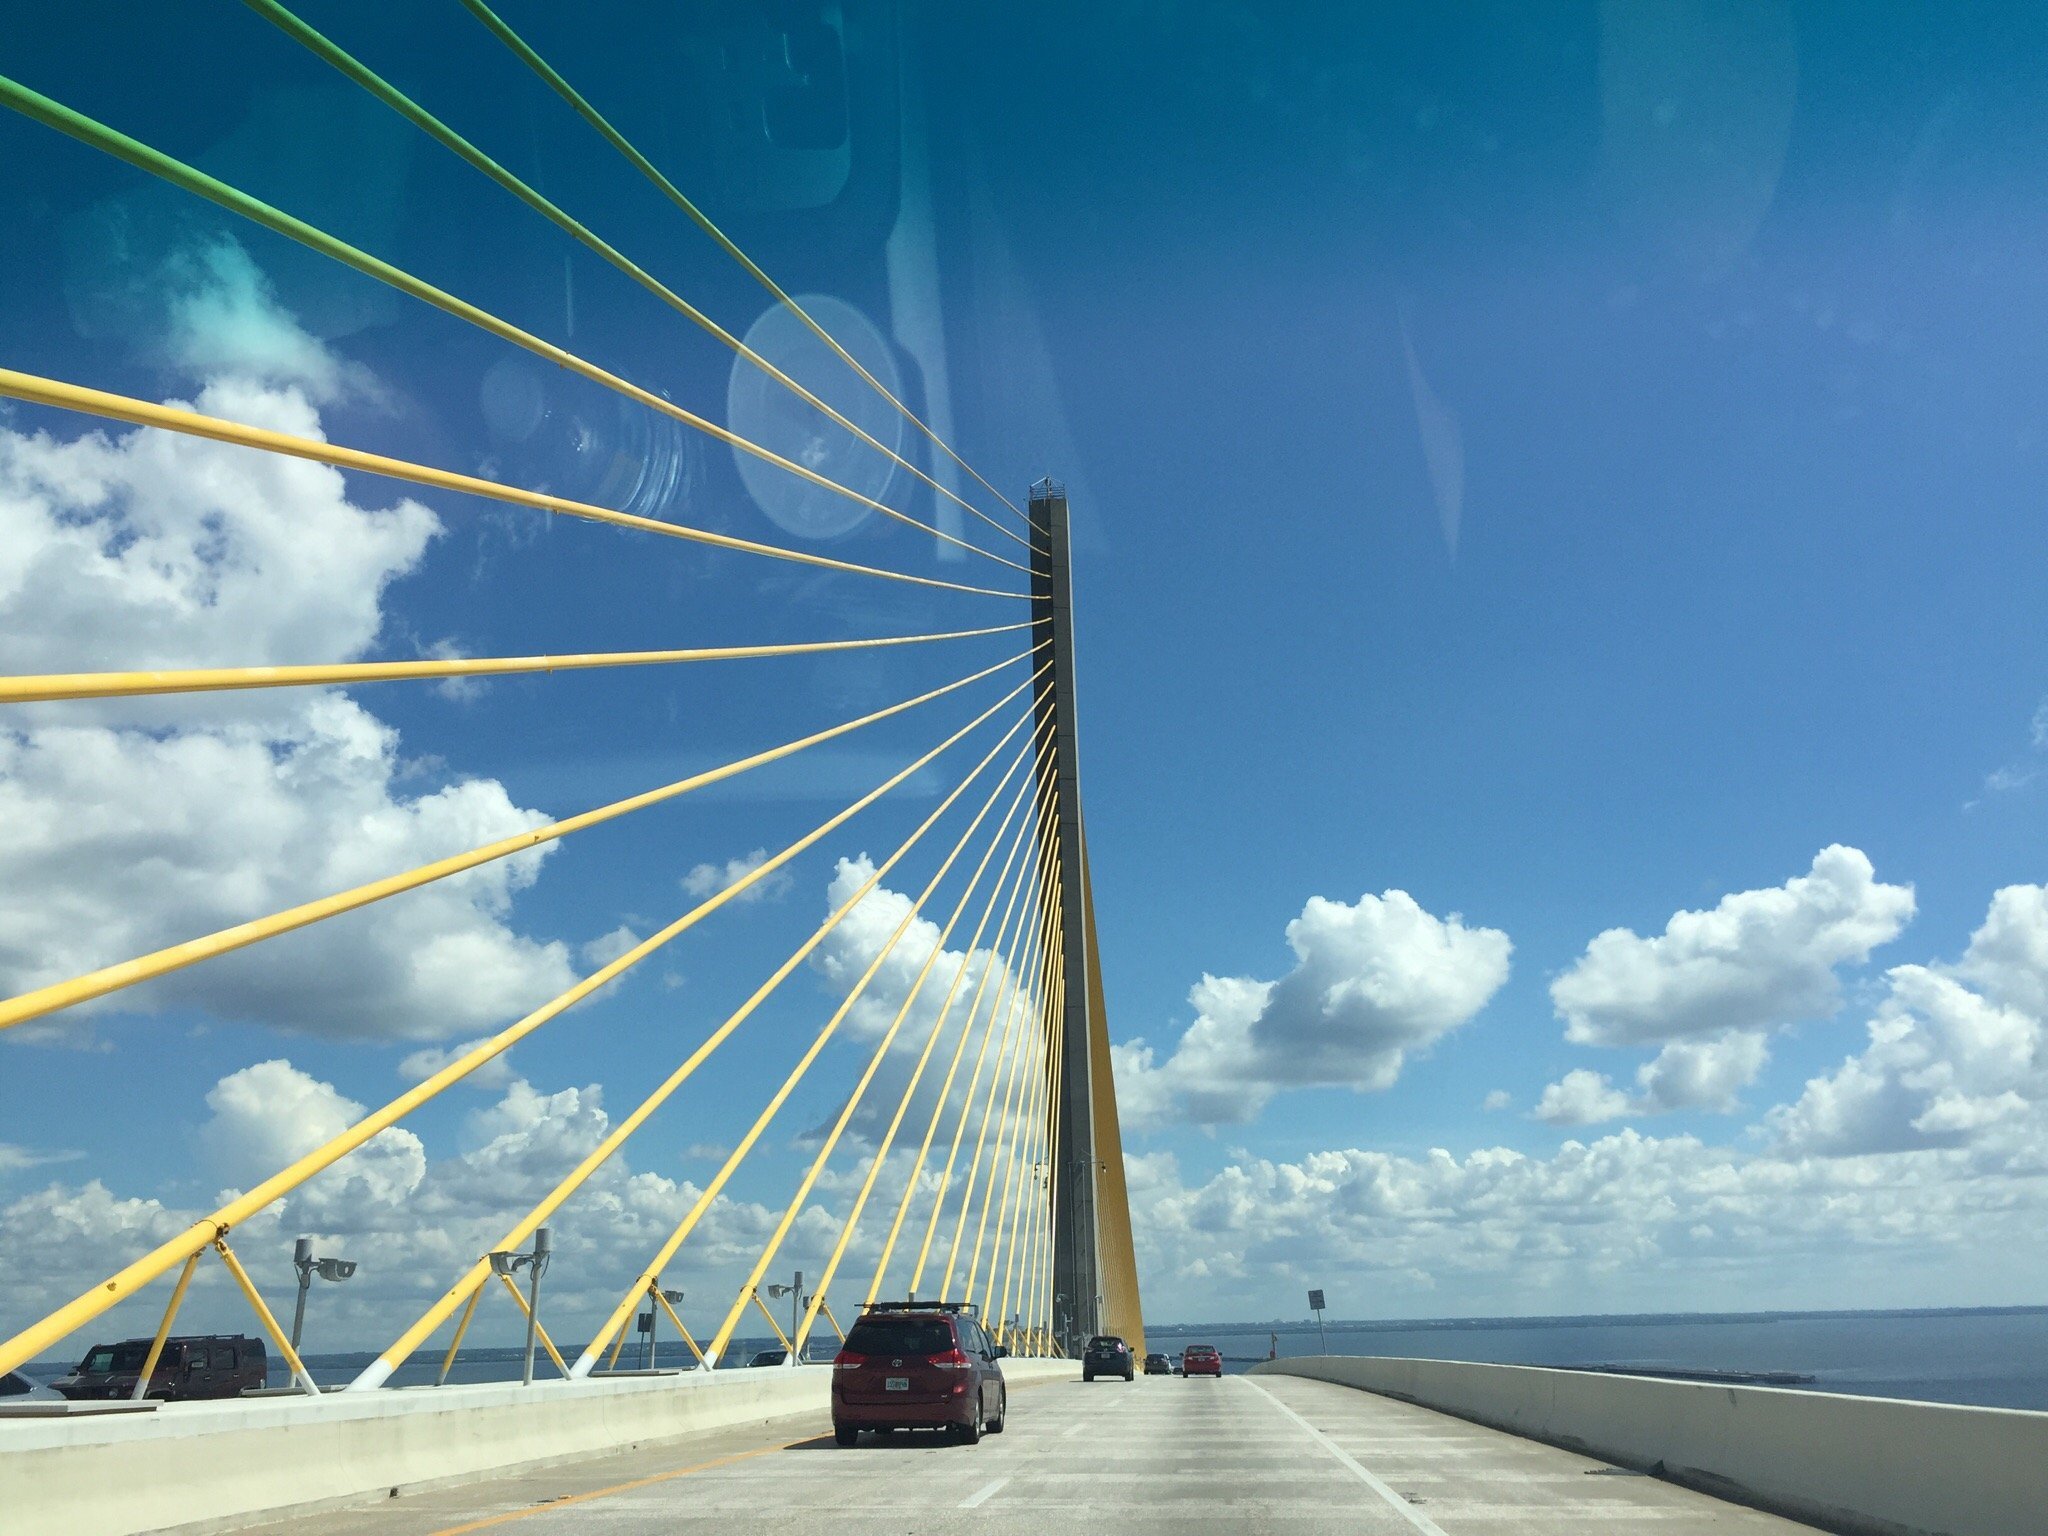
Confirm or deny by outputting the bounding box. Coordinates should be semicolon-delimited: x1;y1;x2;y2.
832;1302;1007;1445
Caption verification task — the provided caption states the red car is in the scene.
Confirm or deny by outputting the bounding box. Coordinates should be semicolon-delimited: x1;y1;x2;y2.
1182;1344;1223;1377
833;1302;1008;1445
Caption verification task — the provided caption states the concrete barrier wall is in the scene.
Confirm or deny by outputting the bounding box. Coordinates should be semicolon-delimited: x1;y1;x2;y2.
1249;1355;2048;1536
2;1358;1080;1536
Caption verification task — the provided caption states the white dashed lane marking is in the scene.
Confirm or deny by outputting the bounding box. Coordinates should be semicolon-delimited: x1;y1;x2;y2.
958;1477;1009;1509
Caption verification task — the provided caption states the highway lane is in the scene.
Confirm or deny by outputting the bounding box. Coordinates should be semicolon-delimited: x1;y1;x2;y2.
263;1370;1828;1535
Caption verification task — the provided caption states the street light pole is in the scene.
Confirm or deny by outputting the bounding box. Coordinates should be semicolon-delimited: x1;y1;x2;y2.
291;1237;314;1353
764;1270;805;1362
522;1226;551;1386
289;1236;357;1355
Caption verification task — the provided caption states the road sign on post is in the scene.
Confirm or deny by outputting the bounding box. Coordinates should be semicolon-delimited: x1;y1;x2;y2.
1307;1289;1325;1311
1309;1289;1328;1354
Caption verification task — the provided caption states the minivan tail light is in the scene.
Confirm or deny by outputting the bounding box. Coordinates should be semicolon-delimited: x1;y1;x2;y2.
928;1347;972;1370
833;1351;865;1371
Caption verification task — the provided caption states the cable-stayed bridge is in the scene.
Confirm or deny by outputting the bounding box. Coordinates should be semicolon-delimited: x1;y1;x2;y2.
0;0;1144;1385
1;8;2043;1535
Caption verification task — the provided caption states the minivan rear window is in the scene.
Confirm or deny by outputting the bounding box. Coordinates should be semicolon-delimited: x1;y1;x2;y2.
845;1318;953;1356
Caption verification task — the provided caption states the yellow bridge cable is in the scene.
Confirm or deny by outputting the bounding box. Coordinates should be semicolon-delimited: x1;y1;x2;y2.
706;740;1055;1365
1025;971;1067;1350
1011;925;1073;1343
984;916;1058;1332
0;650;1026;1036
568;718;1049;1376
791;770;1052;1349
455;0;1038;545
1005;933;1056;1351
0;369;1022;604
915;844;1055;1296
0;624;1029;705
1007;912;1062;1351
1036;889;1071;1348
959;884;1055;1306
978;867;1060;1323
0;78;1023;569
932;893;1050;1304
902;833;1054;1297
862;792;1055;1304
1015;806;1068;1344
367;676;1050;1388
238;0;1027;573
0;658;1038;1383
993;960;1056;1338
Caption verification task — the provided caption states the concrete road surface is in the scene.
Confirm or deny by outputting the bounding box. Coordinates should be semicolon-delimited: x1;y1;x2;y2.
257;1371;1825;1535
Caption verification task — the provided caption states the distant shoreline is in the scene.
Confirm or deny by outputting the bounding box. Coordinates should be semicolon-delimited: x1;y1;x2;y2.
1145;1303;2048;1336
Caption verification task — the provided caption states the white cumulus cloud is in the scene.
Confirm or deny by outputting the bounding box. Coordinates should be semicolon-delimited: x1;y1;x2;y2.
0;1059;852;1356
1551;846;1913;1048
1115;889;1512;1127
1123;1119;2048;1321
1533;1069;1634;1126
1772;884;2048;1158
803;855;1047;1159
1533;848;1910;1123
682;849;794;905
1536;1031;1771;1125
0;242;574;1043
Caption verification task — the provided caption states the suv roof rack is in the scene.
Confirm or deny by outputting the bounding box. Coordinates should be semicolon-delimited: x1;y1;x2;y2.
862;1300;979;1317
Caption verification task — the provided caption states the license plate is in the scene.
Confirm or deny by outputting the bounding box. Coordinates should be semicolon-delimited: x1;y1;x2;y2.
886;1377;910;1392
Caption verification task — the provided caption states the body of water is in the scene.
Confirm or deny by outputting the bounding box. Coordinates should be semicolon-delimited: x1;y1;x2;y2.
31;1309;2048;1410
1150;1307;2048;1411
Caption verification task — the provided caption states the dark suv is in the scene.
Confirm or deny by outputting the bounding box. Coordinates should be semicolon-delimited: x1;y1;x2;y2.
54;1335;267;1401
1082;1334;1134;1381
832;1302;1007;1445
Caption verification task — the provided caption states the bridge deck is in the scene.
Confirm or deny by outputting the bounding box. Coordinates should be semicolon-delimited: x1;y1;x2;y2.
255;1373;1824;1535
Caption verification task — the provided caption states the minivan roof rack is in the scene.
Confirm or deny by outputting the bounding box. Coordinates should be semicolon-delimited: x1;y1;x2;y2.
863;1300;978;1317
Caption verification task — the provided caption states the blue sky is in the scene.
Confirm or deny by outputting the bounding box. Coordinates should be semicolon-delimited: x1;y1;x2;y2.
3;2;2047;1357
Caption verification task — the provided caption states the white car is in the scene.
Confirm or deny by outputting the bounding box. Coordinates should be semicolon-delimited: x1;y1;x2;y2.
0;1369;62;1402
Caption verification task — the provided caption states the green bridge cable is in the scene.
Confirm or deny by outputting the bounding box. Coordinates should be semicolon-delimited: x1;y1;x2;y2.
239;0;1027;575
454;0;1042;543
0;369;1024;604
0;76;1020;567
